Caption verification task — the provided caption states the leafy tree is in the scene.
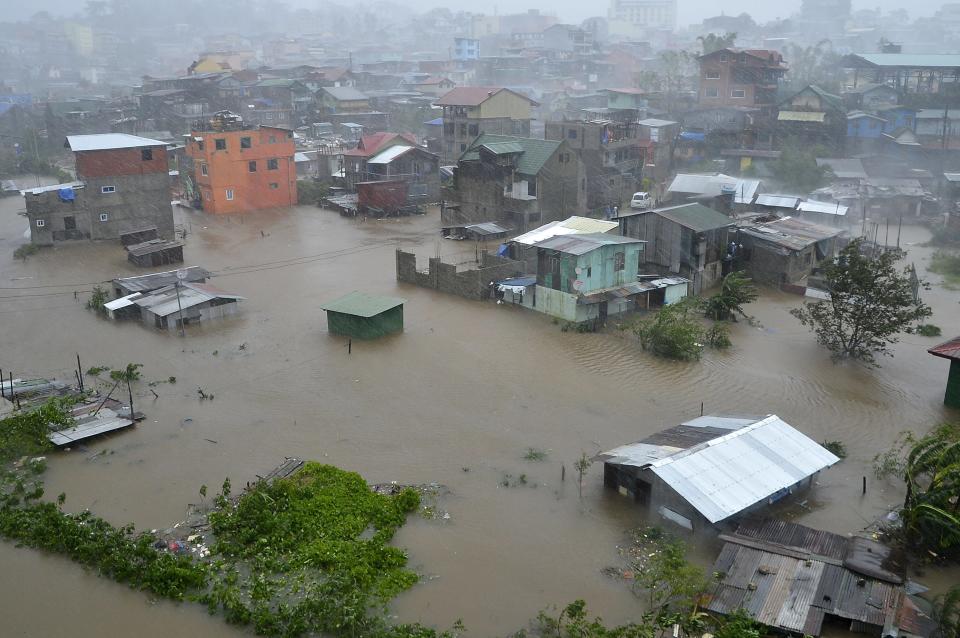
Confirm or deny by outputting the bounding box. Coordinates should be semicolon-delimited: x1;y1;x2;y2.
704;271;758;321
110;363;143;417
574;452;590;499
783;41;843;93
790;238;932;366
697;32;737;54
86;285;109;315
771;141;833;193
714;608;763;638
632;298;705;361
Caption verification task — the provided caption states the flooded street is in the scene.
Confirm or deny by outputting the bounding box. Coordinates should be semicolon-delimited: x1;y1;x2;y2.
1;193;958;635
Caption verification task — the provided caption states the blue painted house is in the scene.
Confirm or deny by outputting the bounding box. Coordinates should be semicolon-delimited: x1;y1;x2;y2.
847;111;887;139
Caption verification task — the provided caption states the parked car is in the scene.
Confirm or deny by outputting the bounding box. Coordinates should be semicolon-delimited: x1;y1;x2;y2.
630;192;652;210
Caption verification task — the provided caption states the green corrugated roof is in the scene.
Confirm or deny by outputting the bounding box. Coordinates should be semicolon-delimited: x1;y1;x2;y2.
481;141;525;155
459;134;562;176
320;291;405;317
850;53;960;69
650;203;734;232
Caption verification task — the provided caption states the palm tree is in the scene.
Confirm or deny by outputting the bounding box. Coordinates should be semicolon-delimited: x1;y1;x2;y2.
932;586;960;638
110;363;142;420
901;432;960;554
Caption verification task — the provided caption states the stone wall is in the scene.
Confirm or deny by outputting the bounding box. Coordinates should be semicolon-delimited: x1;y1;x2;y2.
396;249;525;300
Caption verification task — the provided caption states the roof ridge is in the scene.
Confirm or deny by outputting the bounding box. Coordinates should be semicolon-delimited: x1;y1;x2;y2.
646;414;777;468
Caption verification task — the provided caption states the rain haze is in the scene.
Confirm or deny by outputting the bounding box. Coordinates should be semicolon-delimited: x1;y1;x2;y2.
0;0;959;637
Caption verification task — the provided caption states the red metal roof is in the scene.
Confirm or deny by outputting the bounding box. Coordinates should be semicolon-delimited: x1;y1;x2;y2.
928;336;960;360
342;132;417;158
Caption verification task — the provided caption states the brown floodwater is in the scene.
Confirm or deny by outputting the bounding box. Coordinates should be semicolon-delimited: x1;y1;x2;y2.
1;187;958;636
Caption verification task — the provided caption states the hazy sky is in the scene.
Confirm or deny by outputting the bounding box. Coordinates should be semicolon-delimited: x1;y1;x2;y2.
14;0;942;29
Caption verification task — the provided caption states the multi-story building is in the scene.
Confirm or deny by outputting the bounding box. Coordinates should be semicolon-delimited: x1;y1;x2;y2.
607;0;677;39
545;117;642;211
449;133;586;231
453;38;480;61
436;86;538;162
24;133;173;245
184;113;297;214
697;48;787;111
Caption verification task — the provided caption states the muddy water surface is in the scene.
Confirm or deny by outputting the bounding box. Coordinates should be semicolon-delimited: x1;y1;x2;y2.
1;193;958;635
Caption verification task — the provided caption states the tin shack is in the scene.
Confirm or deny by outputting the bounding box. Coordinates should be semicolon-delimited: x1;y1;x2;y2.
321;292;405;339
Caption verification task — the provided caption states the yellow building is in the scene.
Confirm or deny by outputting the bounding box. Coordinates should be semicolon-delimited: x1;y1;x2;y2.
187;51;256;75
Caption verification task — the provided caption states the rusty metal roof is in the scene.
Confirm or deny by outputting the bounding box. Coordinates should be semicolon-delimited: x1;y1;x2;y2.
707;521;926;637
928;336;960;361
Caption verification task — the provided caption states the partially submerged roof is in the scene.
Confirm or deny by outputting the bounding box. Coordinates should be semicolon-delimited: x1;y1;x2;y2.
628;203;735;232
534;232;644;256
707;519;930;637
67;133;166;152
599;414;839;523
320;291;405;317
460;134;562;176
114;266;210;294
929;336;960;361
463;222;509;236
134;282;243;318
126;239;184;257
512;216;618;246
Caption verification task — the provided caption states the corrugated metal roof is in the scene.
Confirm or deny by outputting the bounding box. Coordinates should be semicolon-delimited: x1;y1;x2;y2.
67;133;166;151
460;134;561;176
645;415;839;523
756;194;800;209
816;158;867;180
435;86;538;106
666;173;759;203
480;140;525;155
945;172;960;182
798;200;848;216
647;203;735;233
104;293;142;311
512;216;618;246
322;86;368;101
135;283;244;318
320;291;405;317
464;222;509;235
534;232;643;255
367;144;414;164
114;266;210;293
778;110;826;122
741;217;842;251
848;53;960;68
929;336;960;360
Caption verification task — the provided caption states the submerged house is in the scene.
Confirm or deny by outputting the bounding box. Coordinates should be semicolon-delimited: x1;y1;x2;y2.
618;203;735;293
113;267;210;298
504;215;619;271
707;519;934;638
320;292;405;339
736;216;844;287
598;414;839;531
123;282;244;331
531;233;646;322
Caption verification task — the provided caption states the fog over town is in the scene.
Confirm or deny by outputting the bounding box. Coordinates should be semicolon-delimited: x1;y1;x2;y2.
0;1;959;637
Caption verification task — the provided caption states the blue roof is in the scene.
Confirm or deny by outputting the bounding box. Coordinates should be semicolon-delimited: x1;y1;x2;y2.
424;117;443;126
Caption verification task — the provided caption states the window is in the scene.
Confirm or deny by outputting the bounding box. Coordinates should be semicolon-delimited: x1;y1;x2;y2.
458;123;467;136
197;140;204;151
527;180;536;197
614;251;625;271
586;266;592;277
705;70;720;79
141;148;153;161
269;182;279;189
248;160;257;172
731;89;746;98
215;138;226;150
200;163;208;176
567;128;578;139
468;123;479;136
35;219;45;227
704;87;719;98
101;185;116;193
240;136;251;149
719;53;728;62
269;135;276;143
267;158;279;170
265;112;274;121
99;212;109;222
460;143;467;152
225;189;234;201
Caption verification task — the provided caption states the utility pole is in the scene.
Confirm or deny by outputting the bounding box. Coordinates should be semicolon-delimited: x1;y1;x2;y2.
175;268;187;337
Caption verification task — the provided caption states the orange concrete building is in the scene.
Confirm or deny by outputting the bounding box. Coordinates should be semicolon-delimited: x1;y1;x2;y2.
186;125;297;214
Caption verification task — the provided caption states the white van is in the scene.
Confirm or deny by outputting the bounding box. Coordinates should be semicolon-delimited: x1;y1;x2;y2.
630;192;652;210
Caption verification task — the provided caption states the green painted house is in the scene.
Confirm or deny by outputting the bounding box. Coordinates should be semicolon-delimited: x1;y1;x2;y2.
533;233;646;322
320;292;405;339
929;336;960;408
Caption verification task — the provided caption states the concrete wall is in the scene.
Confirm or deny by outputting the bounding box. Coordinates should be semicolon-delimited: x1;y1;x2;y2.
396;249;525;300
26;172;174;245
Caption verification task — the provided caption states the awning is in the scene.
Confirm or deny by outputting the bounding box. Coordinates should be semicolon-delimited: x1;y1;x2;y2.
778;111;826;122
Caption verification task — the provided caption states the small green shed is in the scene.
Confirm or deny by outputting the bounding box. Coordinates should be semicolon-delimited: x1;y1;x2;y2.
320;292;405;339
929;336;960;409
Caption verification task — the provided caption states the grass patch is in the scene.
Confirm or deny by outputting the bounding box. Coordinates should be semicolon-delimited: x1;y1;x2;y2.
523;447;548;462
930;250;960;285
13;244;40;260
